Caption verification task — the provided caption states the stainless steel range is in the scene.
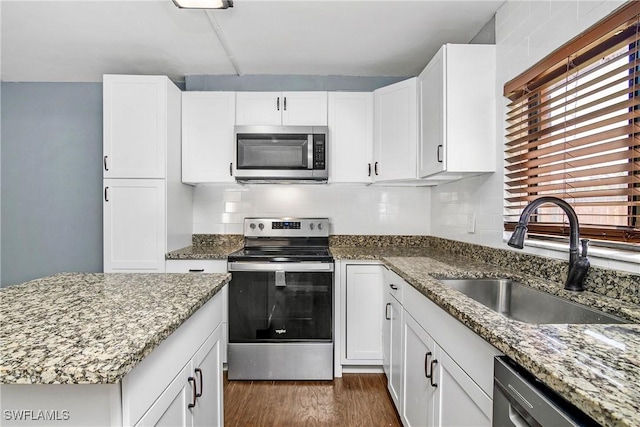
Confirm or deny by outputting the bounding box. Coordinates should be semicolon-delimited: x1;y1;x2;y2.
227;217;334;380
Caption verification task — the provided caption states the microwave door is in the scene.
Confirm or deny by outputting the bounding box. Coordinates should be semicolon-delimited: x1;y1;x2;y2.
236;134;309;170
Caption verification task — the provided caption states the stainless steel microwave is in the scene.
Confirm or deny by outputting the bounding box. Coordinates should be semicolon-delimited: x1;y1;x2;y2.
233;125;328;182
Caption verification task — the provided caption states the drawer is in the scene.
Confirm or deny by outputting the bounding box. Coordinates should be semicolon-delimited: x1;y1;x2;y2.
165;259;227;273
383;268;404;303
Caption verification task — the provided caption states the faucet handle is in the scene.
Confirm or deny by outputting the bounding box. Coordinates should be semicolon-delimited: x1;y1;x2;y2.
580;239;589;257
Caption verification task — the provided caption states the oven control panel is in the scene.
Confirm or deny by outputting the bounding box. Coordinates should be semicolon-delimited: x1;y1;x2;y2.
244;218;330;237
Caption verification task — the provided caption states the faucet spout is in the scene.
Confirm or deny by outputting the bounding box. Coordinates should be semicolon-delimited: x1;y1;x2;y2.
507;196;589;291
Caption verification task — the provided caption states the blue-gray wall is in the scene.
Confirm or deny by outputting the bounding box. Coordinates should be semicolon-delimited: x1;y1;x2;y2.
1;83;103;287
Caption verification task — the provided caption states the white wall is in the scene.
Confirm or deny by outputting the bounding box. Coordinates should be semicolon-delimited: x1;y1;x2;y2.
193;184;431;236
431;0;638;273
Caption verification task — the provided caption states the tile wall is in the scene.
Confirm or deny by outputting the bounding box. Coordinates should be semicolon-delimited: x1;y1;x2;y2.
193;184;432;236
430;0;638;273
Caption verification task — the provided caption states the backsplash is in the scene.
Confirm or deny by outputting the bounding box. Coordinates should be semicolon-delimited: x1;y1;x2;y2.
192;184;431;235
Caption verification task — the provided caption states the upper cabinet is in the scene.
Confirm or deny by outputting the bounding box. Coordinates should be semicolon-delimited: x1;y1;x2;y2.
182;92;236;184
103;75;171;179
236;91;328;126
418;44;496;179
373;78;418;182
328;92;373;183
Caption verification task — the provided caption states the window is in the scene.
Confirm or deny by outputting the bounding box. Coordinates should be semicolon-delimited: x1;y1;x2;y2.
504;1;640;247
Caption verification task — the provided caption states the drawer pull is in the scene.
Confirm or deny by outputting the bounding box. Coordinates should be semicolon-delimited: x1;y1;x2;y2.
189;269;205;273
188;376;197;408
389;284;398;290
424;351;432;378
195;368;203;397
430;360;438;388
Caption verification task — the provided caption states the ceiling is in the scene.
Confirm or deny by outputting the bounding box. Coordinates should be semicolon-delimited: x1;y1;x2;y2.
0;0;504;83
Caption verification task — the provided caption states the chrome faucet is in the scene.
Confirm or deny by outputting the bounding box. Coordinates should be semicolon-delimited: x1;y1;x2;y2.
507;196;590;291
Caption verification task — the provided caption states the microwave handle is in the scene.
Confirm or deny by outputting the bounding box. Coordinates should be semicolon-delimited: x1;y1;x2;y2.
307;135;314;169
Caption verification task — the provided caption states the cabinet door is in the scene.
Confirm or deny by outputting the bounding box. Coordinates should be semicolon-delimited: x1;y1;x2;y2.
432;347;492;427
345;264;384;361
235;92;282;125
103;75;167;179
282;92;328;125
328;92;373;183
418;47;445;178
135;362;192;427
103;179;166;273
182;92;235;184
384;293;403;410
402;312;438;427
192;326;224;427
373;78;418;181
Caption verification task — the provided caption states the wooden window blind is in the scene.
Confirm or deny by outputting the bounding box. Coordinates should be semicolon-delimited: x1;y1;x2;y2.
504;1;640;246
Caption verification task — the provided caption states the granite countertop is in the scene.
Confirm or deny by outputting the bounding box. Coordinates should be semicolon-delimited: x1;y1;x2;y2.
0;272;230;385
166;243;241;260
334;246;640;427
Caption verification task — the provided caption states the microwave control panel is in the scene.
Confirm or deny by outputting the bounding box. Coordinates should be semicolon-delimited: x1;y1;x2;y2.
313;135;326;170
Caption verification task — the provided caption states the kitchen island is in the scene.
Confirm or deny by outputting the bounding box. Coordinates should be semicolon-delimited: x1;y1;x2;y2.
0;272;230;426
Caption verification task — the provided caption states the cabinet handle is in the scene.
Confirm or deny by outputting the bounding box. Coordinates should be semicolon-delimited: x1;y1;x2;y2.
195;368;203;397
103;155;109;171
189;269;205;273
389;284;398;290
188;376;197;408
229;162;233;176
284;96;287;111
368;163;371;177
385;303;391;320
430;360;438;387
104;187;109;202
437;145;443;163
374;161;379;176
277;96;280;111
424;351;432;378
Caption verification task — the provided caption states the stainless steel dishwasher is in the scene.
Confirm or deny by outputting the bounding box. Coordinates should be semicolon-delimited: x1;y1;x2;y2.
493;357;600;427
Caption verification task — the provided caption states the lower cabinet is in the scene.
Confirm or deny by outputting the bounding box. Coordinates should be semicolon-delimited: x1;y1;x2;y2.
339;262;385;366
137;325;223;427
383;270;403;410
382;270;501;427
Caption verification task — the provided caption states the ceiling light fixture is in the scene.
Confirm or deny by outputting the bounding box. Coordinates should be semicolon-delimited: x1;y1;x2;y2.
172;0;233;9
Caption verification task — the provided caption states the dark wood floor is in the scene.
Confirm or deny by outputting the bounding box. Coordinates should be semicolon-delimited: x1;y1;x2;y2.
224;373;402;427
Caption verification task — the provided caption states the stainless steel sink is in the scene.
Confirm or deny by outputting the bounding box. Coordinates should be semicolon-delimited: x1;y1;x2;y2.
438;279;628;324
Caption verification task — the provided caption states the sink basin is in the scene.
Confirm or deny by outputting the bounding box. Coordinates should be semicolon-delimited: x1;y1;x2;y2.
439;279;628;324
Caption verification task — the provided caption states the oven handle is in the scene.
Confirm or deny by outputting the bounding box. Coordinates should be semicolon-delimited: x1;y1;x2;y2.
228;262;334;272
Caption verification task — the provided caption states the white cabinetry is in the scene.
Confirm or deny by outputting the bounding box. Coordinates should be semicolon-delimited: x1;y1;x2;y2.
235;92;328;126
401;281;499;427
103;75;192;273
182;92;236;184
382;269;403;410
344;264;384;362
373;78;418;182
327;92;373;183
136;325;223;427
104;179;166;272
418;44;496;180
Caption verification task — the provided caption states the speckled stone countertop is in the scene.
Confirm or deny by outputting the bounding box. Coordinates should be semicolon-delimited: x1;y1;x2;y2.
166;234;242;260
0;272;230;385
334;246;640;427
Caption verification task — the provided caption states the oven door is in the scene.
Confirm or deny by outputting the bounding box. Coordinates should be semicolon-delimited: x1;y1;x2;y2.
228;263;333;343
